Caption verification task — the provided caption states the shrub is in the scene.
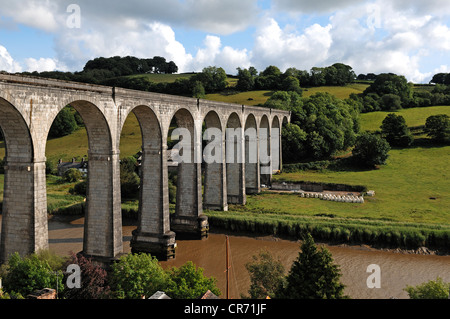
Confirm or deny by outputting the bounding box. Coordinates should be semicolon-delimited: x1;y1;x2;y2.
404;277;450;299
64;168;83;183
2;252;64;297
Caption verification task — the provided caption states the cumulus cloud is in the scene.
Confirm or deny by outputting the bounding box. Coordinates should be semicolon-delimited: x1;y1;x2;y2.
272;0;364;13
1;0;450;83
0;45;22;72
252;18;332;71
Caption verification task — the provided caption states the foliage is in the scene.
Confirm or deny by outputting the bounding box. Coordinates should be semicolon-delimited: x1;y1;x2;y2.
265;92;359;162
424;114;450;144
120;156;140;199
380;113;414;147
275;234;346;299
192;81;206;99
281;123;308;162
2;252;64;297
63;168;83;183
61;253;111;299
363;73;412;107
165;261;221;299
190;66;228;93
49;107;78;138
69;180;87;196
404;277;450;299
109;253;169;299
351;132;390;168
244;250;285;299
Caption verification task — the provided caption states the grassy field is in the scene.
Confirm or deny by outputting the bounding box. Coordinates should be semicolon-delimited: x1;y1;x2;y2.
359;105;450;132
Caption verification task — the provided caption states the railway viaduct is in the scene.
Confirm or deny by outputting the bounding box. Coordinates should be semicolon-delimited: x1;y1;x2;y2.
0;73;290;263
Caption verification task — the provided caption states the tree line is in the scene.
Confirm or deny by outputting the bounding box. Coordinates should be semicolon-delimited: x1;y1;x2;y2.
20;56;179;85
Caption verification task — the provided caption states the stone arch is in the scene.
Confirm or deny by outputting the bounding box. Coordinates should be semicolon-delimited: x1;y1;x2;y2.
259;114;271;185
0;97;47;262
271;115;281;173
48;99;122;260
244;113;260;194
169;108;207;238
202;110;227;211
225;112;245;204
122;105;176;259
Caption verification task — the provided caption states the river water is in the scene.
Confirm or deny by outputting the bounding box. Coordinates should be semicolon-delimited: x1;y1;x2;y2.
2;215;449;299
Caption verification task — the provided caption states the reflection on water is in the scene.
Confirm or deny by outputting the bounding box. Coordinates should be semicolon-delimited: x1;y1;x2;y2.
2;216;449;299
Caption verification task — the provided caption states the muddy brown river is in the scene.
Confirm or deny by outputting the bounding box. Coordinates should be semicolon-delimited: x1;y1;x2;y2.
2;216;449;299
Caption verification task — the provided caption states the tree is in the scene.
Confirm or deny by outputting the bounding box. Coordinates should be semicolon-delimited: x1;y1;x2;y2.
424;114;450;144
276;234;346;299
64;168;83;183
282;123;307;163
236;67;255;91
244;250;285;299
61;253;111;299
109;253;169;299
2;252;64;297
165;261;220;299
363;73;412;108
352;132;390;168
281;75;302;94
49;107;78;138
191;66;227;93
380;113;414;147
404;277;450;299
192;81;206;99
120;156;140;199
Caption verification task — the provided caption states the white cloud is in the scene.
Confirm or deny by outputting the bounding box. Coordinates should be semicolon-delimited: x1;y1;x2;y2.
24;57;67;72
272;0;363;13
0;45;22;72
252;18;332;71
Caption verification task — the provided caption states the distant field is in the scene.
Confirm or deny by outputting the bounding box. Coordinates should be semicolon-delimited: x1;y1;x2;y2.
302;83;369;99
205;90;273;106
359;105;450;132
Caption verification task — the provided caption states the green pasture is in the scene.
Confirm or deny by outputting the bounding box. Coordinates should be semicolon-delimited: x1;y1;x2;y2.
359;105;450;132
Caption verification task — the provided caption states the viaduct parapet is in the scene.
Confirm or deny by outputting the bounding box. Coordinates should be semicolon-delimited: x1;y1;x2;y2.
0;73;290;263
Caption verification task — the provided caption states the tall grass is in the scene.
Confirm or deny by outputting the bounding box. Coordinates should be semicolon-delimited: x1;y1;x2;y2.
206;210;450;250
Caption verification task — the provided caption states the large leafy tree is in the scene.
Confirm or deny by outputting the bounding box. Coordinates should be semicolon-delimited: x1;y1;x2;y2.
61;253;111;299
352;132;391;168
109;253;168;299
2;252;64;297
276;234;346;299
380;113;414;147
424;114;450;144
244;250;285;299
164;261;220;299
49;106;78;138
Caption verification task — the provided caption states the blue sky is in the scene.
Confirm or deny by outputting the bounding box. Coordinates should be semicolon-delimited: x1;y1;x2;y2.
1;0;450;83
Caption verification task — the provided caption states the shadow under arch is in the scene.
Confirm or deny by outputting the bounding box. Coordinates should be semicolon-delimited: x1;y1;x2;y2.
0;97;48;263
